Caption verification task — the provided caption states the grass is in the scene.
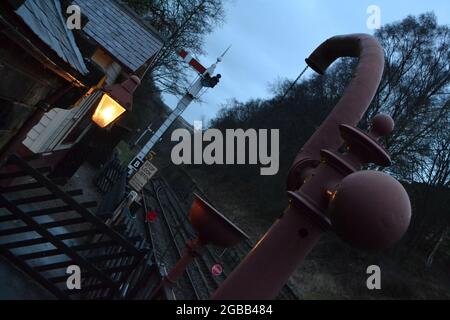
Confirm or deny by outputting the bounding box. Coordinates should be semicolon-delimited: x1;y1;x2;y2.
115;140;136;165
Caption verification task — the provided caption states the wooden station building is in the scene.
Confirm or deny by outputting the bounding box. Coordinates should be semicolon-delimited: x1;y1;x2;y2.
0;0;164;180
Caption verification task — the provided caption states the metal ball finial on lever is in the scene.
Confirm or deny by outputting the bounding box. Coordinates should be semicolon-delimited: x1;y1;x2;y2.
329;170;411;250
325;114;411;250
370;113;395;138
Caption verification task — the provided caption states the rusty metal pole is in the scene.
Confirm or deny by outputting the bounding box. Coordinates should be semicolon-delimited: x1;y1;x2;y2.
165;238;203;284
213;205;325;299
287;34;386;190
150;238;203;299
212;34;411;300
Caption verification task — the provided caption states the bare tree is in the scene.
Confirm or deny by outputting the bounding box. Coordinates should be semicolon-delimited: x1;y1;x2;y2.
209;14;450;247
123;0;227;96
364;14;450;187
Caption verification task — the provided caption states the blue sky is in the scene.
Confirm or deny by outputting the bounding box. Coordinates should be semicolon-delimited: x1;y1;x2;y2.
162;0;450;125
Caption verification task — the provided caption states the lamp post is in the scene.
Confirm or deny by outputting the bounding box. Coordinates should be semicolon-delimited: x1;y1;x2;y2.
212;34;412;300
92;75;141;128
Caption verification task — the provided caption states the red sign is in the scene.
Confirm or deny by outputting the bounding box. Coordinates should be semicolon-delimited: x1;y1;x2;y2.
211;264;223;276
146;211;158;222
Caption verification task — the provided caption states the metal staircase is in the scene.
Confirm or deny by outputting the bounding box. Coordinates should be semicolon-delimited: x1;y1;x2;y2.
0;154;146;299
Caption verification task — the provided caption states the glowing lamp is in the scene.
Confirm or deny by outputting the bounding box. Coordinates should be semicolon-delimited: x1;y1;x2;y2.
92;75;141;128
92;94;126;128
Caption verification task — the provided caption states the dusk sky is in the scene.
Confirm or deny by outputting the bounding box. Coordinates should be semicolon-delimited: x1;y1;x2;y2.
162;0;450;125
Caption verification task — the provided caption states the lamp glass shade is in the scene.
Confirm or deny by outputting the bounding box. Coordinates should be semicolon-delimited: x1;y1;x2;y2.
92;93;126;128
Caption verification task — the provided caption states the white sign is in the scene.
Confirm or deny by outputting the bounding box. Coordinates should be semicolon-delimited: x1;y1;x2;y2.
130;157;143;169
129;160;158;192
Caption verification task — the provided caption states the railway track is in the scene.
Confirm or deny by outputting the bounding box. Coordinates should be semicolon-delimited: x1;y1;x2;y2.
147;178;203;299
144;175;299;300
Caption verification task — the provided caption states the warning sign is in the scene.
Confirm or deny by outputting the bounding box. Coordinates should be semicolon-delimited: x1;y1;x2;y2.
128;160;158;192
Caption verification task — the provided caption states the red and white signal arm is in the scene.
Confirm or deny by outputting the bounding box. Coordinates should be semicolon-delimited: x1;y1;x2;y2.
179;49;207;74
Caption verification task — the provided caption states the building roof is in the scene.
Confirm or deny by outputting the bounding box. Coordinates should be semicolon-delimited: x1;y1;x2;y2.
73;0;164;72
15;0;89;75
